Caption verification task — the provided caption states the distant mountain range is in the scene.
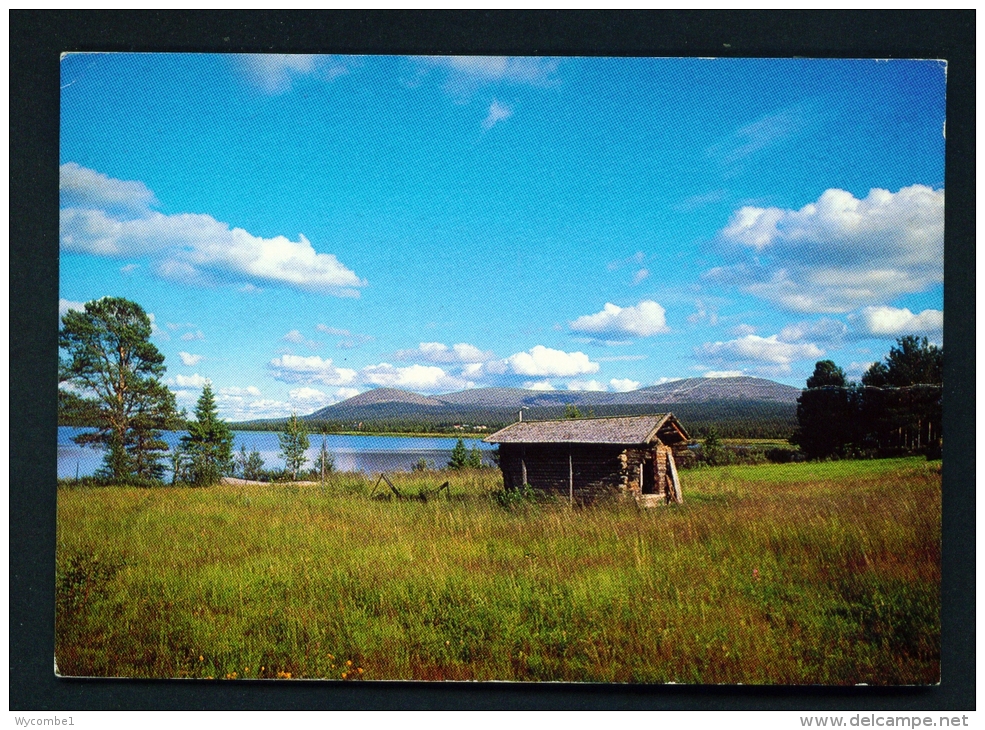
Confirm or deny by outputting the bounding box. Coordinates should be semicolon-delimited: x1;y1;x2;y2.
294;376;798;423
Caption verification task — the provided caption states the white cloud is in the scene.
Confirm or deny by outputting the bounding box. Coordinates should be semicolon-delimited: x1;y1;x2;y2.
609;378;641;392
777;318;848;346
686;299;719;326
282;329;320;349
596;354;648;363
715;185;944;313
570;301;669;337
236;54;347;94
524;380;555;391
219;386;262;397
58;298;85;317
854;306;943;337
505;345;599;377
630;268;650;285
703;370;744;378
59;161;157;216
396;341;494;364
653;377;682;385
174;373;209;389
417;56;559;95
481;100;512;130
60;164;366;297
268;354;357;386
708;105;805;166
120;263;140;276
178;352;204;367
567;379;607;392
359;363;471;393
181;330;205;342
698;334;823;373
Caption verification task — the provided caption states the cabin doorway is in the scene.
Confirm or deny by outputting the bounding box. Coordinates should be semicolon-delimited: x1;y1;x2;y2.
641;455;656;494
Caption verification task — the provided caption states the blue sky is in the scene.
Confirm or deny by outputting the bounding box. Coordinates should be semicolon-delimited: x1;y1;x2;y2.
60;54;946;420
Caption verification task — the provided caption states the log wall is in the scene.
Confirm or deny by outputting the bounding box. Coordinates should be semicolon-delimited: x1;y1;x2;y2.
498;442;677;503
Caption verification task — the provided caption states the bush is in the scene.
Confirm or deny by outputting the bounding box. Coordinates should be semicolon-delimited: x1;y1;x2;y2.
492;482;539;509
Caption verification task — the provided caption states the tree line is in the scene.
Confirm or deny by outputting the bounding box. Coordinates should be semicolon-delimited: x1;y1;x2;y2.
59;297;324;486
792;336;943;460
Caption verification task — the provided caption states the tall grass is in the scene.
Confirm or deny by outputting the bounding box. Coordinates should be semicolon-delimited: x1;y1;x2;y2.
55;458;940;684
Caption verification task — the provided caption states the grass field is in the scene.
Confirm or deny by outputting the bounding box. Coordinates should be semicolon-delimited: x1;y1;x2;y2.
55;458;940;684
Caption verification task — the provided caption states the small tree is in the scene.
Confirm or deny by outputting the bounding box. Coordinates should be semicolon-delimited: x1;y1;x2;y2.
564;404;583;419
279;413;310;480
466;443;484;469
448;438;469;469
181;383;235;486
244;449;265;481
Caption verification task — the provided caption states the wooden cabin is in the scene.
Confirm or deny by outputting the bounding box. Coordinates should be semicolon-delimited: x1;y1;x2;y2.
484;414;690;505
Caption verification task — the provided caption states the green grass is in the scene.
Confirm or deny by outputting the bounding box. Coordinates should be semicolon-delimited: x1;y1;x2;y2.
55;458;940;684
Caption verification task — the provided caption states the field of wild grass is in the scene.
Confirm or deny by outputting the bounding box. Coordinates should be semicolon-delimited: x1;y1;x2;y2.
55;458;940;684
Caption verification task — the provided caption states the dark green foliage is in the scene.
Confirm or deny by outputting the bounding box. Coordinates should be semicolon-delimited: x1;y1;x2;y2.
59;297;179;483
794;338;943;460
862;336;943;388
563;404;582;419
492;481;538;509
448;438;469;469
279;413;310;480
181;384;234;486
466;444;484;469
235;444;266;481
806;360;847;388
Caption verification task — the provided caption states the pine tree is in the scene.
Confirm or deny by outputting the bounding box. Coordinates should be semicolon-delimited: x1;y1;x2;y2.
59;297;179;484
466;443;484;469
181;383;234;486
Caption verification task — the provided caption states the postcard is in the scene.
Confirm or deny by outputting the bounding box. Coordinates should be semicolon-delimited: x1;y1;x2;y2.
57;54;944;684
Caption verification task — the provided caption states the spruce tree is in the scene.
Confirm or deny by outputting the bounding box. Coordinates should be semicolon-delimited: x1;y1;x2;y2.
182;383;234;486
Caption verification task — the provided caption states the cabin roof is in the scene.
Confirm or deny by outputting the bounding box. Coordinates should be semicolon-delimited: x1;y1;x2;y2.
484;413;689;446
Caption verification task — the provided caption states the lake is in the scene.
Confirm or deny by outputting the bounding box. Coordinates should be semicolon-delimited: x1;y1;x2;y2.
57;427;497;479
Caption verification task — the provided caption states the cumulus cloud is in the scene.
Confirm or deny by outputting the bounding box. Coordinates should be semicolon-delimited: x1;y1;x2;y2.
219;386;262;397
703;370;744;378
59;164;366;297
570;301;669;338
59;161;157;216
236;54;348;94
482;100;512;130
268;354;357;386
697;334;823;374
714;185;944;313
505;345;599;377
178;352;204;367
360;363;471;393
854;306;943;338
174;373;210;389
609;378;641;392
524;380;555;391
395;341;494;364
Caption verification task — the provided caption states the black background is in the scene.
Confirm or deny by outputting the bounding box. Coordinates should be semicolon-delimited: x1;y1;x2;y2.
10;10;975;711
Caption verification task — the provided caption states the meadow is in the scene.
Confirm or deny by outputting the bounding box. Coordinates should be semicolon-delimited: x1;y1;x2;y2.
55;457;940;684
